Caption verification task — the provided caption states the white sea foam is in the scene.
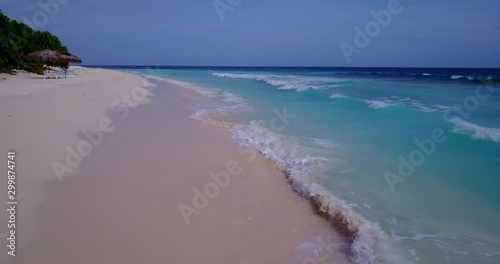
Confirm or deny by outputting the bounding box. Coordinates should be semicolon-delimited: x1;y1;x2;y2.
405;100;438;113
190;109;209;121
448;75;487;82
433;104;455;111
454;75;473;81
153;76;253;124
449;118;500;143
363;97;442;113
213;72;343;91
192;91;252;125
229;121;410;264
330;93;348;99
291;239;325;264
230;120;327;180
221;91;246;104
364;99;394;109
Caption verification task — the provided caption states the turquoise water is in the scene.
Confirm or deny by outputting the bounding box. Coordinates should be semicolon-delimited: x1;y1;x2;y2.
115;67;500;264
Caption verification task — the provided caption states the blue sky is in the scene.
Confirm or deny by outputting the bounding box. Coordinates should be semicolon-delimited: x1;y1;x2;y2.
2;0;499;67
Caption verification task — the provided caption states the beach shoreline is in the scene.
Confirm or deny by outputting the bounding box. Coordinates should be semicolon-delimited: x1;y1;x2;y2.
0;67;349;263
0;67;152;262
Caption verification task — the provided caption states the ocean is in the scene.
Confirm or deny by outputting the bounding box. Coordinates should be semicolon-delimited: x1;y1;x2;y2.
97;66;500;264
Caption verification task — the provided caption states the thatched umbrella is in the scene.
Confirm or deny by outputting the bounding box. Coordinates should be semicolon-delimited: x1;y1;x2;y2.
58;51;82;64
27;49;61;72
57;51;82;75
27;50;82;73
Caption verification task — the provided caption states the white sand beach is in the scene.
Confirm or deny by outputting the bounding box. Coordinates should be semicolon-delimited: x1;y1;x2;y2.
0;67;348;263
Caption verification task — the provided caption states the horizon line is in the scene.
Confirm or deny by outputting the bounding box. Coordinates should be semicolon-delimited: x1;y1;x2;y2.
81;65;500;70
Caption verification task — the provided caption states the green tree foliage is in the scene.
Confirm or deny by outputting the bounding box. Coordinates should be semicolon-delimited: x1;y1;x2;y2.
0;10;68;74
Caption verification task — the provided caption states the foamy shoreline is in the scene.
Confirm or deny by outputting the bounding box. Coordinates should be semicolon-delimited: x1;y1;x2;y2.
0;67;349;263
153;74;411;264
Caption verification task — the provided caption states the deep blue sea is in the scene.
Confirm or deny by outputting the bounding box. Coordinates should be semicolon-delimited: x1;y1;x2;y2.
94;66;500;264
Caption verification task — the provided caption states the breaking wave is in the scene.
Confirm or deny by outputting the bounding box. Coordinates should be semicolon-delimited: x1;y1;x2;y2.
213;72;344;91
229;121;410;264
330;93;348;99
359;71;500;83
363;99;394;109
362;97;444;113
449;118;500;143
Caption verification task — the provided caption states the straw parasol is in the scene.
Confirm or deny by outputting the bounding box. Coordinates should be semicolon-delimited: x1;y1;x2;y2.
27;49;82;73
58;51;82;64
27;49;61;65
